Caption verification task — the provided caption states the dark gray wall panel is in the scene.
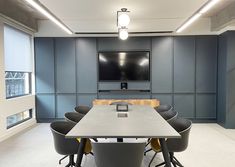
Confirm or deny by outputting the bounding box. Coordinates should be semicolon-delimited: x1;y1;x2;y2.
196;94;216;119
152;37;173;93
226;66;235;128
76;38;97;93
36;95;55;119
77;94;97;107
227;32;235;72
217;33;227;125
35;38;55;93
55;38;76;93
56;94;76;118
98;94;151;99
174;94;194;118
196;36;217;93
174;37;195;93
152;94;172;106
98;37;151;51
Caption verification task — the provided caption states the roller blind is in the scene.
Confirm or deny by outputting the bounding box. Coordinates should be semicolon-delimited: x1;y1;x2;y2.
4;25;32;72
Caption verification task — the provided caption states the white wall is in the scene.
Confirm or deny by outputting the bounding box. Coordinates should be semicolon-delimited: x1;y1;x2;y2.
0;19;36;142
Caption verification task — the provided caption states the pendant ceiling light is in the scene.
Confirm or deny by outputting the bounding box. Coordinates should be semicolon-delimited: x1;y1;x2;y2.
119;28;129;40
117;8;130;40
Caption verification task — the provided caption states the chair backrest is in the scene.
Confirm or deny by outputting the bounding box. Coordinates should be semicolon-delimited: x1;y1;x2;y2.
110;101;132;105
154;104;172;113
74;105;91;115
64;112;84;125
159;109;178;121
91;142;145;167
166;118;192;152
50;121;79;155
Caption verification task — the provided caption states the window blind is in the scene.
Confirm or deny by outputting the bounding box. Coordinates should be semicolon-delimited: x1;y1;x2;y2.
4;25;32;72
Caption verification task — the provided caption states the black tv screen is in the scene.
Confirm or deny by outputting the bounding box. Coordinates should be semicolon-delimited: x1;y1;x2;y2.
98;51;150;81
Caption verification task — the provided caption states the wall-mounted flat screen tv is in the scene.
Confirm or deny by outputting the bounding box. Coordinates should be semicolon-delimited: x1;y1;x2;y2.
98;51;150;81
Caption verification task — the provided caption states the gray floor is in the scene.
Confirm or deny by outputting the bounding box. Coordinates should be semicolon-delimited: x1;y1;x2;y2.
0;123;235;167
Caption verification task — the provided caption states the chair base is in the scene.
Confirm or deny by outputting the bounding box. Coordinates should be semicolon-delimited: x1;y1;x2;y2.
59;155;68;165
64;155;76;167
144;148;153;155
149;152;184;167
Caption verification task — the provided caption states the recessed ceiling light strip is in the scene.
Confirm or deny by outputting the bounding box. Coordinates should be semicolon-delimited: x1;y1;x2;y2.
23;0;73;34
176;0;221;33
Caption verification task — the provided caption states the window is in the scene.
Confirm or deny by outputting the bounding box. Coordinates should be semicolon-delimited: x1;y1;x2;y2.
7;110;33;129
4;25;32;98
5;72;31;98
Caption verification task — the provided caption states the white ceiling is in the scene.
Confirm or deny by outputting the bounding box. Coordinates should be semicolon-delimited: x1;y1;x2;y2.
27;0;235;36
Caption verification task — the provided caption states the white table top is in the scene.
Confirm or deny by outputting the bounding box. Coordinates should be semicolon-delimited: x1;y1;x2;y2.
66;105;180;139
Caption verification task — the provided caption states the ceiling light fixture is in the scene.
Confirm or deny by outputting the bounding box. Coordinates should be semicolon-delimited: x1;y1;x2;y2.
176;0;221;33
119;28;129;40
176;13;201;33
199;0;220;14
23;0;73;35
118;8;130;27
117;8;130;40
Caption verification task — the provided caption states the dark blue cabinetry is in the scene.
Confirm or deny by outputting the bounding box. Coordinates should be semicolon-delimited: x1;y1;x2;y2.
35;36;218;122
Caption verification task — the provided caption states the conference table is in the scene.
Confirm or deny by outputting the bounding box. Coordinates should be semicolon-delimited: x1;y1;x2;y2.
66;105;180;167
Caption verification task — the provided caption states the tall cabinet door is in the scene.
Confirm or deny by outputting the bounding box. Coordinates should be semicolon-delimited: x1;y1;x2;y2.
173;37;196;118
35;38;55;93
174;37;195;93
35;38;56;120
76;38;97;106
55;38;76;93
55;38;76;118
76;38;97;93
152;37;173;94
196;36;217;119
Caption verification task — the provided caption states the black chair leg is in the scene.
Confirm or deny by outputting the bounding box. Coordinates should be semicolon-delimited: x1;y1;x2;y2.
146;138;151;146
148;152;157;167
172;156;184;167
144;148;153;155
65;155;75;167
59;155;68;164
172;160;177;167
155;161;166;167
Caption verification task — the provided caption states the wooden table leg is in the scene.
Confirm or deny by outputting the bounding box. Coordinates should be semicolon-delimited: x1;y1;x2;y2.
159;138;171;167
75;138;86;167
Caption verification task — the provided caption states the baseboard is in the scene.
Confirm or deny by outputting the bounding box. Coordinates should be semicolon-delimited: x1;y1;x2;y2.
37;118;64;123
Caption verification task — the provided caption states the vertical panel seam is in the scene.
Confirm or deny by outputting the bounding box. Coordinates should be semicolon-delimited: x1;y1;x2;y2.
172;37;175;107
216;36;219;121
54;38;57;118
194;36;197;119
75;38;78;106
96;38;99;99
150;37;153;99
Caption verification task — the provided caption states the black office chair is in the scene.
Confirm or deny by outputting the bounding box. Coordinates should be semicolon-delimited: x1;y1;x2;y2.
158;109;178;121
74;105;91;115
110;101;133;105
64;112;84;125
50;121;79;167
91;141;146;167
154;104;173;113
144;110;178;155
149;118;192;167
64;112;97;147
